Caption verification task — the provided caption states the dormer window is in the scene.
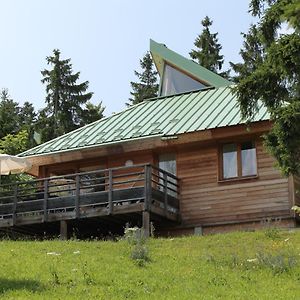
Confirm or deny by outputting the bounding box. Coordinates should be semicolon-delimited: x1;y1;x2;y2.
160;64;207;96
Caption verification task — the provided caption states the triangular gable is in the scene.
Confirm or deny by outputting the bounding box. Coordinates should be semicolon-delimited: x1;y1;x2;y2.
150;39;231;96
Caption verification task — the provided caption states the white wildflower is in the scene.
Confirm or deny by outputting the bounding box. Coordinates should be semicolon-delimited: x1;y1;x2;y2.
246;258;257;262
47;252;61;256
73;250;80;254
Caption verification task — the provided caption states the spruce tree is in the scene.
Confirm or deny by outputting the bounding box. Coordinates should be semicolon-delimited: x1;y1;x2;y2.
40;49;94;140
0;89;20;138
80;101;105;125
190;16;229;77
19;102;37;148
233;0;300;176
128;52;158;106
230;25;264;83
0;89;37;152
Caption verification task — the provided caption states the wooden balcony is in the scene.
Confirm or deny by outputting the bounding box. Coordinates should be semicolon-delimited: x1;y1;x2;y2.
0;164;180;236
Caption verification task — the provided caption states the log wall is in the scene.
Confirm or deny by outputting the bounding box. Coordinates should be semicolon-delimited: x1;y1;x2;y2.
39;135;294;230
177;139;292;227
107;151;154;189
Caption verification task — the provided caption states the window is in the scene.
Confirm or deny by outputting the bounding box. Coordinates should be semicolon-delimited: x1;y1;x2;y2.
160;64;207;96
220;141;257;180
158;153;177;196
159;153;176;176
222;143;238;179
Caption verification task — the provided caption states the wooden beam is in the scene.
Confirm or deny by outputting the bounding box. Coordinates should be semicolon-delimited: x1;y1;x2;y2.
142;211;150;238
163;173;168;217
12;185;18;226
75;175;80;219
108;169;113;215
144;165;152;211
43;179;48;222
60;220;68;240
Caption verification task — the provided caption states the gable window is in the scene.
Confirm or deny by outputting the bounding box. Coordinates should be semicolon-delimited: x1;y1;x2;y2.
220;141;257;180
160;64;207;96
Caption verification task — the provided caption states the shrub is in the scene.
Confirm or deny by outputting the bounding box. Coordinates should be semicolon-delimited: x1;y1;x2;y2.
124;227;150;266
124;227;146;245
256;251;297;274
264;227;281;240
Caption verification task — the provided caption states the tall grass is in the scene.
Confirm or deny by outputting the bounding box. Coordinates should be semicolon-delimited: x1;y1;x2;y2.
0;229;300;299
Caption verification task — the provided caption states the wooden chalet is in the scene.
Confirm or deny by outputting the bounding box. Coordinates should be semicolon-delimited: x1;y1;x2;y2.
0;40;298;238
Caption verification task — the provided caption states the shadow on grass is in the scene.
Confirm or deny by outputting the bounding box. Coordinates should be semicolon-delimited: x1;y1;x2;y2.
0;278;43;295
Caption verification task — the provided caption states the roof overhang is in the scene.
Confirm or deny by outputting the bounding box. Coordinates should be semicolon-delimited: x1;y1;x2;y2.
25;120;272;177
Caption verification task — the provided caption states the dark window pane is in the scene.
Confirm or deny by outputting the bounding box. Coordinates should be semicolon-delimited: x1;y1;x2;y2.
223;143;237;179
241;141;257;176
161;64;206;96
159;153;177;196
159;154;176;175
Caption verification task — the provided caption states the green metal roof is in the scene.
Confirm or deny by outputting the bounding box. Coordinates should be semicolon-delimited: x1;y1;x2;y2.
150;39;231;88
20;86;269;158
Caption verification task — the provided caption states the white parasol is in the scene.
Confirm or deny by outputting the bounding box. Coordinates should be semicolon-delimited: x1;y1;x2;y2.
0;154;32;185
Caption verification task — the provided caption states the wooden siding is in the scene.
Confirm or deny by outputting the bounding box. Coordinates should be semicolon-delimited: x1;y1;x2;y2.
177;139;291;226
35;133;294;230
107;152;154;189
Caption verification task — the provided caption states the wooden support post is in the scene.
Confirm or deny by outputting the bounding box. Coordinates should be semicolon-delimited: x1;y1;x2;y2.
163;173;168;217
75;175;80;218
12;184;18;226
43;179;48;222
142;211;150;238
60;220;68;240
108;169;113;215
144;165;152;211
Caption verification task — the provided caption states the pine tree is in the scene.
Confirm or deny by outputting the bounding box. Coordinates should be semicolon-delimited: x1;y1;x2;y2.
80;101;105;125
233;0;300;176
0;89;20;139
128;52;158;106
230;25;264;83
19;102;37;148
40;49;94;139
190;16;229;77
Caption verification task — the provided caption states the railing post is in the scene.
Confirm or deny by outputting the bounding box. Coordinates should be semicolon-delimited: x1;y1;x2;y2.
108;169;113;214
144;165;152;211
12;184;18;226
75;175;80;218
163;173;168;216
44;179;49;222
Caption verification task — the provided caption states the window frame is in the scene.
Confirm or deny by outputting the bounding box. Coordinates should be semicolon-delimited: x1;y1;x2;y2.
218;140;258;182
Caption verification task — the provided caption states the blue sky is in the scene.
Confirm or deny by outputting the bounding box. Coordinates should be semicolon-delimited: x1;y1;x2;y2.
0;0;255;115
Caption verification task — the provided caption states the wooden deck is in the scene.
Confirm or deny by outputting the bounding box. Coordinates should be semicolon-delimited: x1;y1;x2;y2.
0;164;180;233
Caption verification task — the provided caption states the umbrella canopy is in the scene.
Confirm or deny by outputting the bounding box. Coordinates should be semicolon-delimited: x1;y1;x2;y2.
0;154;32;175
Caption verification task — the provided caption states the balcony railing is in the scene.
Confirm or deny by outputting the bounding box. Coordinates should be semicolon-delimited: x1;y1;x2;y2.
0;164;180;227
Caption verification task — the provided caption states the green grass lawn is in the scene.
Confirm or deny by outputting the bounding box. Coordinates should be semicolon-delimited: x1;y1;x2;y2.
1;228;300;299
